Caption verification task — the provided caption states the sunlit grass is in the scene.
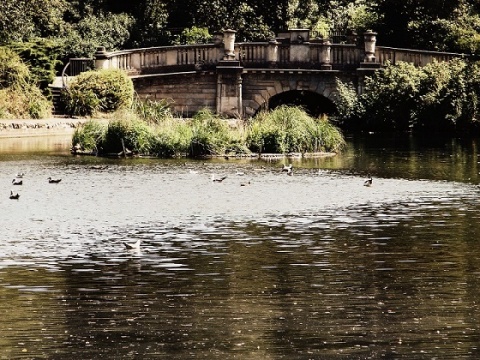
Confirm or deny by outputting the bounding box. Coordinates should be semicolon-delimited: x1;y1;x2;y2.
71;104;345;157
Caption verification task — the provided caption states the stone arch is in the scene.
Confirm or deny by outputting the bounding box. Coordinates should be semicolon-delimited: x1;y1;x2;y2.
266;90;336;117
242;73;339;118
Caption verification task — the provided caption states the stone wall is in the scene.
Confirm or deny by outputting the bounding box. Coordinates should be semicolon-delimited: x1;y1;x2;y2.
132;72;217;117
132;67;358;118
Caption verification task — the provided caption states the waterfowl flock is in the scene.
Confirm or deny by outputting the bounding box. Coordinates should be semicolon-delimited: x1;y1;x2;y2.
6;164;373;252
8;173;63;200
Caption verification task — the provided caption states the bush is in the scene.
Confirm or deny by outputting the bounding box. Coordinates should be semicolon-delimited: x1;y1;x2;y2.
133;97;174;125
360;61;424;132
63;69;134;116
8;38;62;91
336;59;480;134
71;106;345;158
0;47;52;119
152;118;193;157
0;47;31;88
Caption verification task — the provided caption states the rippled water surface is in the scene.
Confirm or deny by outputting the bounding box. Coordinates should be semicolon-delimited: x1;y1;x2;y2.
1;134;480;359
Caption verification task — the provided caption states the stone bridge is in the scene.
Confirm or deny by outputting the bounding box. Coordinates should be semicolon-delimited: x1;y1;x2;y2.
66;29;466;118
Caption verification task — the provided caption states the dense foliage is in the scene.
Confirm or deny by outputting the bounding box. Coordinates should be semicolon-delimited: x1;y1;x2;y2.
62;69;135;116
0;47;51;119
334;59;480;134
72;104;345;157
3;0;480;55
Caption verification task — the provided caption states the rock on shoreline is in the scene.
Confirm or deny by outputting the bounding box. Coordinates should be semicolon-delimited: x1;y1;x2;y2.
0;118;87;138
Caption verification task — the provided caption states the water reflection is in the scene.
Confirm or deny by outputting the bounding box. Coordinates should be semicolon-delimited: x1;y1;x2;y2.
1;135;480;358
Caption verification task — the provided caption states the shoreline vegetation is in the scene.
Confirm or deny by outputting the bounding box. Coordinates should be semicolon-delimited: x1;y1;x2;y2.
70;106;346;159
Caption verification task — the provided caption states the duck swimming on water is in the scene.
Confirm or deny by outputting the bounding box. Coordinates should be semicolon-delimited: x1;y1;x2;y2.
9;190;20;199
364;174;373;187
211;174;227;182
47;177;62;183
12;178;22;185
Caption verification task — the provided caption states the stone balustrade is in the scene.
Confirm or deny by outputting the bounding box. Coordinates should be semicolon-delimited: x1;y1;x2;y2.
86;29;466;77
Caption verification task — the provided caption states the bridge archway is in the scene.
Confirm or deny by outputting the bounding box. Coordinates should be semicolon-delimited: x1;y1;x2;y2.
266;90;337;118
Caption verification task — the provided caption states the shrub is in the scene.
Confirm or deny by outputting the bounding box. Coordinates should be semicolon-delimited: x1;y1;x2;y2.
8;38;62;91
152;118;193;157
336;59;480;134
63;69;134;116
0;47;52;118
360;61;424;132
333;79;364;130
0;47;30;88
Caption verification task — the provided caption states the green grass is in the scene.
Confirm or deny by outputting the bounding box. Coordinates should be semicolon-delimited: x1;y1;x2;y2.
71;105;345;157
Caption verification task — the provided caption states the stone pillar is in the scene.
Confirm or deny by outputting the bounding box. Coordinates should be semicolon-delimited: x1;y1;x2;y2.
363;30;377;62
266;39;279;66
288;29;310;63
94;47;110;70
216;61;243;118
223;29;236;60
320;38;332;70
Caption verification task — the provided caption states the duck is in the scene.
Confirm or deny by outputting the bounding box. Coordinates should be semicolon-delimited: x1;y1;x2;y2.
364;174;373;187
47;177;62;183
16;173;25;178
12;178;23;185
124;239;141;250
211;174;227;182
9;190;20;200
282;164;293;172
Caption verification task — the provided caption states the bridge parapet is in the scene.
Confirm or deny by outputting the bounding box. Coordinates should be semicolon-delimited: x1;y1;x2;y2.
375;46;466;67
82;29;468;77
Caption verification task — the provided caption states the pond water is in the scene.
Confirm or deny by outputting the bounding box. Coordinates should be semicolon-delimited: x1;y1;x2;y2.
1;133;480;359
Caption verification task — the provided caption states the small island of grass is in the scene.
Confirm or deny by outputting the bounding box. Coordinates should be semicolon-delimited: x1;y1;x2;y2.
71;105;346;158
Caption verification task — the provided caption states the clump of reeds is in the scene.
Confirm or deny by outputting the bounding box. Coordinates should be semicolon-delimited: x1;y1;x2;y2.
246;105;345;154
71;103;345;158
